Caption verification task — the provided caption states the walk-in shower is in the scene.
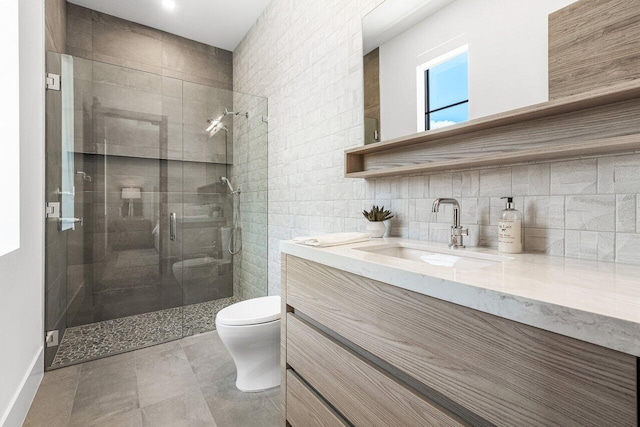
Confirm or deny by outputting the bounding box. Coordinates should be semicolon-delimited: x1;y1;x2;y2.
44;52;268;369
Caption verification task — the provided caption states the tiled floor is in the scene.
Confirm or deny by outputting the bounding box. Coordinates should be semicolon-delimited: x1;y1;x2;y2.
25;331;281;427
52;297;240;368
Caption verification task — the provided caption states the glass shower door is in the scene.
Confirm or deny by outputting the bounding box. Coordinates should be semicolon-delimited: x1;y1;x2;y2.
44;52;268;370
69;61;186;356
179;82;236;336
45;53;187;368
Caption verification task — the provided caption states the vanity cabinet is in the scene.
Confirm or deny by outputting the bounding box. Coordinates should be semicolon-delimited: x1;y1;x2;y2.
280;254;638;426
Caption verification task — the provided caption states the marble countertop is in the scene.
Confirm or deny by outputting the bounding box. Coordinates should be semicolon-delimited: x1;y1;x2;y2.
280;237;640;356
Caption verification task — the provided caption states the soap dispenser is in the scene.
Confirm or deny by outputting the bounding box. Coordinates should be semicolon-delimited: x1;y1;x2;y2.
498;197;523;254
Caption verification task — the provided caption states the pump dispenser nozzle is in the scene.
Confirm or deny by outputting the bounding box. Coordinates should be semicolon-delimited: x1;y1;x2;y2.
501;196;515;210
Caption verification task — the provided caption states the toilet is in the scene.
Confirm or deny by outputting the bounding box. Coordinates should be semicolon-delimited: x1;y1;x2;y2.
216;296;281;392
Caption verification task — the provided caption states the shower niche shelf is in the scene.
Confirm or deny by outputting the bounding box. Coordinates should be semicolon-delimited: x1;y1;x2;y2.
345;81;640;178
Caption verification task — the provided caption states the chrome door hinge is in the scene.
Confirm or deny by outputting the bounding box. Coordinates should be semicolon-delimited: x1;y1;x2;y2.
45;202;60;219
45;330;59;347
46;73;60;90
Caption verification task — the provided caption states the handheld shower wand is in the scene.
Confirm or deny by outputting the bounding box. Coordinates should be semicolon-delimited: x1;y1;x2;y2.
221;176;240;194
221;177;241;255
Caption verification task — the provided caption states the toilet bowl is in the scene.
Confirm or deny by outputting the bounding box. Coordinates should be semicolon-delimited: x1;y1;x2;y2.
216;296;281;392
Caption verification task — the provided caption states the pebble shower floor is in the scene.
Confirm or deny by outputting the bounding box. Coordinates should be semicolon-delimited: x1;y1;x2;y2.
51;296;240;368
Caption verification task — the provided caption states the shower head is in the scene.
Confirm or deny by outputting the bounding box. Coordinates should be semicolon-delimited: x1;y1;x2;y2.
206;114;224;132
208;123;228;135
221;177;240;194
206;108;249;132
222;108;249;119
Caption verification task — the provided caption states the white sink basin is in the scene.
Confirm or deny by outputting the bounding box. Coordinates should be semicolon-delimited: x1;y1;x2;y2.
355;243;511;270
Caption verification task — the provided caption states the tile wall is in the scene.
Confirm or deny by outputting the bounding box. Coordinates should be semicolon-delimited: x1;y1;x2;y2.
65;4;233;90
229;93;269;300
233;0;640;295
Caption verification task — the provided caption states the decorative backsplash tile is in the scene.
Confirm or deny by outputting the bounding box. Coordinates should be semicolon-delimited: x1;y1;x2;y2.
512;164;550;196
524;196;564;229
550;159;597;195
524;228;565;256
479;168;511;197
615;233;640;264
429;173;453;198
453;171;480;197
565;195;616;232
615;194;636;233
565;231;614;262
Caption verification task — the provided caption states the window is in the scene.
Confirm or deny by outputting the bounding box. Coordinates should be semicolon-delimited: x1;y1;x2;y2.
416;47;469;132
425;51;468;130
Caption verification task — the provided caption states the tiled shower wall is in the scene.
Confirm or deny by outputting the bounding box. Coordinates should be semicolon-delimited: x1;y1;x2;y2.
233;0;640;296
66;4;232;89
230;93;269;300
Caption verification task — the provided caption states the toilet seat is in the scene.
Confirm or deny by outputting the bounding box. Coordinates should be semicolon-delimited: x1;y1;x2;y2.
216;296;281;326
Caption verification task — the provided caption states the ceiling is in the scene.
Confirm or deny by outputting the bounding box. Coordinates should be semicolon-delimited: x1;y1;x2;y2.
68;0;272;51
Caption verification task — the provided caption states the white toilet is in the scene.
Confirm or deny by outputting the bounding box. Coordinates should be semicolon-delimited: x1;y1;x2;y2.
215;296;281;392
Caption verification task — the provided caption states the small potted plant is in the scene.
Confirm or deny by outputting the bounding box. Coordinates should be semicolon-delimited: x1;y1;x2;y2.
362;205;393;238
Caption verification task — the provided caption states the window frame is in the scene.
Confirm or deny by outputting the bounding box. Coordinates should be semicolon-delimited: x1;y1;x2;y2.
416;45;468;132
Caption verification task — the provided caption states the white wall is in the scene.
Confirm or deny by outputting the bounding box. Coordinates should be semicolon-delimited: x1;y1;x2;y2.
0;0;45;425
0;0;20;257
379;0;576;140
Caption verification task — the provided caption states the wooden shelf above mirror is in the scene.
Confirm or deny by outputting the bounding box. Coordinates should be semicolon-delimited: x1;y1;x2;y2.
345;81;640;178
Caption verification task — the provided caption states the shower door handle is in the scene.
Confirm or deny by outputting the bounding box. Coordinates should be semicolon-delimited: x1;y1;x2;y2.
169;212;177;241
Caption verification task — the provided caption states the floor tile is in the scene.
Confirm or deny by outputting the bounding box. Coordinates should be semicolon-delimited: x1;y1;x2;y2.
81;350;135;373
181;331;235;387
40;364;82;385
263;386;282;415
27;314;280;427
69;359;139;426
86;408;143;427
135;341;201;408
141;389;216;427
24;375;78;427
134;339;182;359
201;369;280;427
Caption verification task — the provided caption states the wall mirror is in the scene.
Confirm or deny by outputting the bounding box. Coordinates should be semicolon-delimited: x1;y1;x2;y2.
362;0;577;144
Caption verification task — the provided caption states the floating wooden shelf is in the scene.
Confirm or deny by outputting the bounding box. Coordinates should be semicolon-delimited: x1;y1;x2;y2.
345;80;640;178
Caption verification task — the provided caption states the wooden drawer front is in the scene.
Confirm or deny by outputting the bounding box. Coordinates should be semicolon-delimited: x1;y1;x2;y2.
287;313;465;427
286;370;349;427
286;256;637;427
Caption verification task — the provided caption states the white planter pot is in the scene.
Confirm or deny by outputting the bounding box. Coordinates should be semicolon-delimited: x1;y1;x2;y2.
366;221;386;238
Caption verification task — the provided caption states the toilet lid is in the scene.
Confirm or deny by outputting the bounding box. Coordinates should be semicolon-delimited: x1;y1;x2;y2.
216;296;281;326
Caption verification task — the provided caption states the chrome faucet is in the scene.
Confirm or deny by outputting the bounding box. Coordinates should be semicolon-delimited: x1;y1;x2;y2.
432;198;468;249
